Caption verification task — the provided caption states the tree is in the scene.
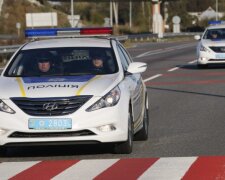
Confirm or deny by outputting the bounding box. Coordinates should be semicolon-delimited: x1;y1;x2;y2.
186;0;217;12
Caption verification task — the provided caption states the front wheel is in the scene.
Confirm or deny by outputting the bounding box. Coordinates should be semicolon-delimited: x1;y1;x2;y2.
134;102;149;141
197;64;208;69
0;147;7;156
113;111;133;154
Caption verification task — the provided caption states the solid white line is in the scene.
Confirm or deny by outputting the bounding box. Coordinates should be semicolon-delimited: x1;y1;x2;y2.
52;159;119;180
144;74;162;82
136;49;163;58
188;60;197;64
138;157;197;180
168;67;179;72
136;49;174;58
0;161;40;179
136;43;195;58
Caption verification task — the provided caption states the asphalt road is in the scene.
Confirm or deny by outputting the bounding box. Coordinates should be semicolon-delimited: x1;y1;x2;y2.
2;40;225;162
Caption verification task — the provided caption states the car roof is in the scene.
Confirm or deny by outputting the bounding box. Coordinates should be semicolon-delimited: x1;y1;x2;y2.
22;37;112;50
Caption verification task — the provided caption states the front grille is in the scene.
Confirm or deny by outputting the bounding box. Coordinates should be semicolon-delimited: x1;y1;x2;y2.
9;130;96;138
209;46;225;53
11;96;92;116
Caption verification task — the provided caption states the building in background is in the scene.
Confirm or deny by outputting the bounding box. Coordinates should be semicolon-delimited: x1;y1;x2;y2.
189;7;224;21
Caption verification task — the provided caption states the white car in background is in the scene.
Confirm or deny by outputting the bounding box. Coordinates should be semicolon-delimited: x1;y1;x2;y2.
0;28;148;154
195;22;225;68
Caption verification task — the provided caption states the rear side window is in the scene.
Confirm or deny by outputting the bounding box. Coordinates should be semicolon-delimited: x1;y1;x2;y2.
4;47;118;77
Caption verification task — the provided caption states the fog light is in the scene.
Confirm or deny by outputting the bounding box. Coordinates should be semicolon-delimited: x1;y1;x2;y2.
200;57;207;61
97;124;116;132
0;128;7;135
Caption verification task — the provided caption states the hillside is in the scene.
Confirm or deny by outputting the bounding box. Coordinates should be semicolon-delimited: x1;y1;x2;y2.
0;0;70;36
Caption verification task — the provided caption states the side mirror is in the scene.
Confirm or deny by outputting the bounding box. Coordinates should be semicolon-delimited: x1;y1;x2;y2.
194;35;201;40
127;62;147;74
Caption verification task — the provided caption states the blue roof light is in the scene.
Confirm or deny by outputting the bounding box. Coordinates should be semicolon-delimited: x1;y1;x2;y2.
208;21;225;25
25;29;58;37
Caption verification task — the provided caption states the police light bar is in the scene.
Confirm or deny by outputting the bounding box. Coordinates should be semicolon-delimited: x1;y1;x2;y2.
208;21;225;25
25;27;113;38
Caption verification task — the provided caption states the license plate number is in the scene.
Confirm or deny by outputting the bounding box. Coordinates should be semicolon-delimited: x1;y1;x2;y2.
28;118;72;130
216;54;225;59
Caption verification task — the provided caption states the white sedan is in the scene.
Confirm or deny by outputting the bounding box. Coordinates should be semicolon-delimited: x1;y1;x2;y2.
195;23;225;68
0;28;148;154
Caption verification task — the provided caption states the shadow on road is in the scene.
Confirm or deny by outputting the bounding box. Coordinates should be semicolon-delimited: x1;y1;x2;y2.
180;64;225;70
0;144;115;159
148;87;225;99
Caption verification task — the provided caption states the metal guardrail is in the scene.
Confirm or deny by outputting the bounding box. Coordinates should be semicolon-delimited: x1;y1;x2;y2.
163;32;202;37
0;34;18;40
128;33;157;40
0;45;21;54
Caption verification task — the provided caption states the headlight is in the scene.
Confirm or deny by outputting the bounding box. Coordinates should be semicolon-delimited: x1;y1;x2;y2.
86;86;121;112
0;100;15;114
200;45;210;52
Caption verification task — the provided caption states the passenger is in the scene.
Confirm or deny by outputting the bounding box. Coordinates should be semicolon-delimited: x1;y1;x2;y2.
92;54;105;73
211;32;218;39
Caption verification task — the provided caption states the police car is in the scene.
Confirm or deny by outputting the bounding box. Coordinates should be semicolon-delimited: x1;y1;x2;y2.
0;27;148;154
195;21;225;68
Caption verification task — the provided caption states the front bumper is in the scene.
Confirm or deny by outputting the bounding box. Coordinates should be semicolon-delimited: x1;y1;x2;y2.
0;97;129;146
198;51;225;64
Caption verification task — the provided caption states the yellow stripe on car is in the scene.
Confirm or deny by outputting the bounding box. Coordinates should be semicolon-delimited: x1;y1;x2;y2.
16;77;26;97
76;75;101;95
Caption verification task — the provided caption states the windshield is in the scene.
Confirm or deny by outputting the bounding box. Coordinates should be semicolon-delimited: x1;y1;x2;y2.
4;47;118;77
203;28;225;40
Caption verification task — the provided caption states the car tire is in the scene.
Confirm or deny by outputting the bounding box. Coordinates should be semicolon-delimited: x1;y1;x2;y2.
134;102;149;141
0;147;7;156
197;64;208;69
113;111;133;154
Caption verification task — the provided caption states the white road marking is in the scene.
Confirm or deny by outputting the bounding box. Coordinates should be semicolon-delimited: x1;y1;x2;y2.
136;43;195;58
168;67;179;72
136;49;164;58
0;161;39;180
188;60;197;64
52;159;119;180
138;157;197;180
144;74;162;82
136;49;175;58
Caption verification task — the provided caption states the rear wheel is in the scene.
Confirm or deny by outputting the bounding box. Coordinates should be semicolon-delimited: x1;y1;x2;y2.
113;111;133;154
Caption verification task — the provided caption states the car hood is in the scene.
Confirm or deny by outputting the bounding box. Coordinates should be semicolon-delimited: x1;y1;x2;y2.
202;39;225;47
0;74;122;99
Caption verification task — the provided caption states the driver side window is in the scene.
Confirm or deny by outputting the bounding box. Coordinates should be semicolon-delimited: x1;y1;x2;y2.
117;46;129;71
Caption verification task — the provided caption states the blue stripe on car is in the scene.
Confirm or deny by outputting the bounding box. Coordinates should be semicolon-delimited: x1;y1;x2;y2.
22;75;95;84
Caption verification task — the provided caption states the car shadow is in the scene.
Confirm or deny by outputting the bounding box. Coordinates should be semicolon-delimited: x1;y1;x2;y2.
148;86;225;99
1;144;115;158
180;64;225;70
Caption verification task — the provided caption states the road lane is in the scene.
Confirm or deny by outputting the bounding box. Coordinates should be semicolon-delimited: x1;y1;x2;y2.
129;41;197;80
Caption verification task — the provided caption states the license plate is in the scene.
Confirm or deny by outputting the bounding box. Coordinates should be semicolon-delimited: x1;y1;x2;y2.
216;54;225;59
28;118;72;130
